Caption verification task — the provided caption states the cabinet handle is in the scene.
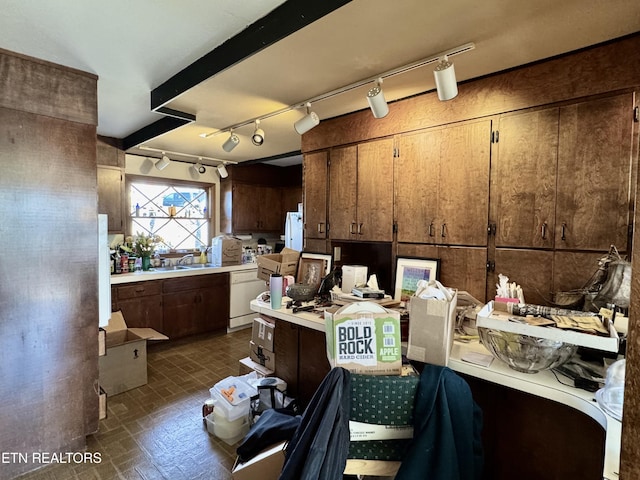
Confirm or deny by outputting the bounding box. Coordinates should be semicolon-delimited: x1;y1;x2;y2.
358;223;363;235
317;223;324;234
561;223;567;241
541;222;547;240
441;223;447;238
428;222;435;237
350;222;356;234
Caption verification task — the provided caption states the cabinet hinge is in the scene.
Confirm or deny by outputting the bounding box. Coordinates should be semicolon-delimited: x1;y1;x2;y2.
486;261;495;272
491;130;499;143
634;106;639;123
628;222;634;237
393;147;399;158
487;223;496;236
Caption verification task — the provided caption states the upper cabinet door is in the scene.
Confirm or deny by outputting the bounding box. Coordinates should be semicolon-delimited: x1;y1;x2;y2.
438;120;492;246
329;145;358;240
357;138;395;242
492;108;558;248
395;129;441;243
303;151;328;240
556;94;634;251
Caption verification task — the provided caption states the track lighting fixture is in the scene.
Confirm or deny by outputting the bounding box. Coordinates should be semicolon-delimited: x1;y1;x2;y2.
366;77;389;118
294;102;320;135
251;120;265;146
222;130;240;152
193;162;206;174
155;154;170;171
217;163;228;179
433;55;458;101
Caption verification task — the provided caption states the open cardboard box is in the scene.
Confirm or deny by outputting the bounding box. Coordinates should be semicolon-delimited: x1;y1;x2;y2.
232;441;286;480
256;247;300;281
98;311;168;396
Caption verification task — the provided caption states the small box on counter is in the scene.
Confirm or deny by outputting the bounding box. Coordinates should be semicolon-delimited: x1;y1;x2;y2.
256;247;300;282
249;341;276;372
341;265;368;293
252;317;275;351
98;311;168;396
211;235;243;266
325;301;402;375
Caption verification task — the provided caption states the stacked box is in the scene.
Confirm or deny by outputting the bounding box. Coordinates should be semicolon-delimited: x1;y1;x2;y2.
248;317;276;372
256;247;300;281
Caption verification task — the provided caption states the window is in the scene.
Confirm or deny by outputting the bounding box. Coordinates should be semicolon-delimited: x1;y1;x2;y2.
129;180;210;252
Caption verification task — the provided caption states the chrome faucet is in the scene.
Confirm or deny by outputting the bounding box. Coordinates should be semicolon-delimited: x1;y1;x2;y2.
177;253;194;265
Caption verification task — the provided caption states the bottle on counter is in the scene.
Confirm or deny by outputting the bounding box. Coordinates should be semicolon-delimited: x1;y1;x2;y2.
121;253;129;273
114;250;121;274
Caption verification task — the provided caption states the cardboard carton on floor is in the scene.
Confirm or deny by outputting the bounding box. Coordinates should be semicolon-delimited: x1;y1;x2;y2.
249;340;276;372
98;311;168;396
325;302;402;375
252;317;275;351
232;441;286;480
256;247;300;281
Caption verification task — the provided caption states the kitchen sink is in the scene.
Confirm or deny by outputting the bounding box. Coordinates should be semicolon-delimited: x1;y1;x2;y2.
184;264;216;269
153;265;191;271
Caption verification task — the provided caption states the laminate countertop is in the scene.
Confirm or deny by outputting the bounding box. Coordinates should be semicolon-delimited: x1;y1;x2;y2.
111;263;258;285
250;299;621;480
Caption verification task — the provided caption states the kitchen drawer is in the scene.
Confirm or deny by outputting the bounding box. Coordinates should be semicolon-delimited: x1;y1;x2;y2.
116;280;162;300
162;273;228;294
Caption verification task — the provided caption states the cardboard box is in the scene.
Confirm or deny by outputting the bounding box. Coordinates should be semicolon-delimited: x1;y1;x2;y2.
211;235;243;266
98;311;168;396
341;265;368;293
231;441;286;480
239;356;274;377
99;387;107;420
325;302;402;375
249;341;276;371
406;289;458;366
252;317;275;351
256;247;300;281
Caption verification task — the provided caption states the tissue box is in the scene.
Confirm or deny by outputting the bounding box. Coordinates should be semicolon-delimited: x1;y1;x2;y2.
406;289;458;366
325;302;402;375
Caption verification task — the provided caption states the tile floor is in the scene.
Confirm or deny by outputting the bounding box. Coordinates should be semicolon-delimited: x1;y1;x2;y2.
18;328;252;480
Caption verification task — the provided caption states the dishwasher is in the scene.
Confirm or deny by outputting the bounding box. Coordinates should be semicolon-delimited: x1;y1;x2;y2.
229;269;267;330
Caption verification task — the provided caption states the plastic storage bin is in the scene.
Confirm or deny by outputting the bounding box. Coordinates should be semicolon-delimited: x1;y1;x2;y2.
205;413;250;445
209;376;257;422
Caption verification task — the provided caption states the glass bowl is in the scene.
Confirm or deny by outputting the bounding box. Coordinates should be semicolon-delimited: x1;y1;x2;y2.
478;327;577;374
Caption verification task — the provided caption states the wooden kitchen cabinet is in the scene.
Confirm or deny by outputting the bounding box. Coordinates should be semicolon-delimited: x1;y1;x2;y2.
162;274;229;339
271;316;331;408
224;183;283;234
492;93;634;251
395;120;491;246
112;280;163;332
97;165;124;233
303;151;329;241
329;138;394;241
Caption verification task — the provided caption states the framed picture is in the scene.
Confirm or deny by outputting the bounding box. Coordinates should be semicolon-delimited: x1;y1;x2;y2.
297;257;325;291
301;252;332;276
394;257;440;304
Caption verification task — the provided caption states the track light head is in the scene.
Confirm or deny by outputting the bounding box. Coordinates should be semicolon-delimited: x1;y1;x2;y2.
193;162;206;174
366;78;389;118
222;131;240;152
294;102;320;134
155;154;170;171
251;120;265;146
433;55;458;101
217;163;228;179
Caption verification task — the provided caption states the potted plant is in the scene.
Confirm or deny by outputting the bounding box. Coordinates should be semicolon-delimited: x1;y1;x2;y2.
133;232;163;270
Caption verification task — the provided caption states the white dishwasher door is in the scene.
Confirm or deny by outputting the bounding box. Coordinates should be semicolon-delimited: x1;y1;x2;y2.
229;269;267;329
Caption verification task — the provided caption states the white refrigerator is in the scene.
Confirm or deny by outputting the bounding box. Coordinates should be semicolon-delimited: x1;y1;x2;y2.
284;211;303;251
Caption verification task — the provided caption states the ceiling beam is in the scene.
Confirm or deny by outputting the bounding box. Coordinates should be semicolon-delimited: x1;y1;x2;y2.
123;0;352;150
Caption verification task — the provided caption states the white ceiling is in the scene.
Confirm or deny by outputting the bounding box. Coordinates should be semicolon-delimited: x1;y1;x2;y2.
2;0;639;167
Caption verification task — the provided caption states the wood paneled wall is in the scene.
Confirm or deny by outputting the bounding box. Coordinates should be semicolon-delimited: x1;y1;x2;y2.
0;50;98;478
300;34;640;479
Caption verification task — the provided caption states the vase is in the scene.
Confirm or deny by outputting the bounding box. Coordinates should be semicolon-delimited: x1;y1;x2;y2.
142;256;151;271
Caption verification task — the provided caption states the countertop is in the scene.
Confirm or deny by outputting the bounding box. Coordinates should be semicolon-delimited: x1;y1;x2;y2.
111;262;258;285
250;299;621;480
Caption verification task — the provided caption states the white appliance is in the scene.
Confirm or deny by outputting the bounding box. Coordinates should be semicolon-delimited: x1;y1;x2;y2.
285;211;303;251
229;269;267;330
98;214;111;327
